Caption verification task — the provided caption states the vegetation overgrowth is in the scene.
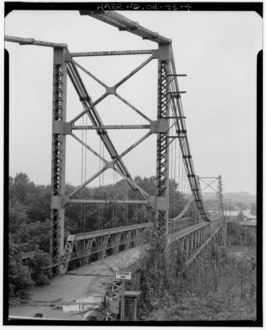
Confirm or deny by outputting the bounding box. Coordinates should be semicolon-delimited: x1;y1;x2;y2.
139;222;256;321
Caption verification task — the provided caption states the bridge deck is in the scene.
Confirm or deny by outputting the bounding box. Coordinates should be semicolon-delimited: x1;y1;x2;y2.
9;247;142;320
9;221;213;320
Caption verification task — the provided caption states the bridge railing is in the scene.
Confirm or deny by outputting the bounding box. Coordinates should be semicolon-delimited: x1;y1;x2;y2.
26;216;224;275
168;217;202;233
210;216;225;233
62;216;205;272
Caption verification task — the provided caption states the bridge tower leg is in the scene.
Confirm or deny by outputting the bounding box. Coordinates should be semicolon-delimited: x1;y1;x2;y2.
50;47;68;276
222;225;227;246
217;175;225;220
155;44;171;241
217;175;226;246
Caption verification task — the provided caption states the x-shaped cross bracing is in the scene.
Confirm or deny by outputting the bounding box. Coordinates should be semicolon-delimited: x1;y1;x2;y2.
66;52;159;207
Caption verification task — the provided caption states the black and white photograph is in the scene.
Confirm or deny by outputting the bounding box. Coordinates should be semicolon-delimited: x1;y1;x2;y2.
4;2;262;325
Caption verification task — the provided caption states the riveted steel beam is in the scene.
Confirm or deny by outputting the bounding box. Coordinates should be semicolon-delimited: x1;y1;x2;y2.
70;49;157;57
217;176;225;222
155;44;171;239
5;35;67;48
72;124;151;130
81;11;172;45
69;199;150;205
50;48;68;276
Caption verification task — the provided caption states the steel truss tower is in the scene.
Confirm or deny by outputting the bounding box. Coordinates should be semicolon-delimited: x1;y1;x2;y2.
5;11;211;276
48;12;212;274
49;43;174;273
199;176;225;221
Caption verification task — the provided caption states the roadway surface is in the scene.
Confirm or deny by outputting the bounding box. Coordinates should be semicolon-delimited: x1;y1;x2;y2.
9;246;143;321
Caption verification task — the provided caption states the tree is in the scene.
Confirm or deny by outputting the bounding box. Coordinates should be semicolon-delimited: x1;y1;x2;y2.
224;202;236;211
237;210;244;222
9;238;34;304
27;220;51;252
9;173;36;205
250;203;256;216
9;201;30;234
235;202;248;211
28;252;51;285
27;185;51;223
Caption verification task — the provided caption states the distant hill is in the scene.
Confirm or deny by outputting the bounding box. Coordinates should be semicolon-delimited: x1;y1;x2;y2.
203;192;256;206
223;192;256;205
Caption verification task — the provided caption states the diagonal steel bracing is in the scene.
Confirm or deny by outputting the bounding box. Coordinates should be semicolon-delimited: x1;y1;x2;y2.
73;57;153;122
69;55;154;124
199;176;225;220
66;59;150;201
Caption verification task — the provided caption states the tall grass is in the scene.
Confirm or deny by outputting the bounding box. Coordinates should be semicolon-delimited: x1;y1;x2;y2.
139;224;256;321
226;221;256;247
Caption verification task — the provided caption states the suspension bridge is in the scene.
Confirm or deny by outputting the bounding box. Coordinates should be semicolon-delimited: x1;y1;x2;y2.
6;11;226;321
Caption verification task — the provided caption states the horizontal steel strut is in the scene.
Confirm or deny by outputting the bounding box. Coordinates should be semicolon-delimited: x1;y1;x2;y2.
72;124;151;130
70;49;157;57
5;35;67;48
80;11;172;45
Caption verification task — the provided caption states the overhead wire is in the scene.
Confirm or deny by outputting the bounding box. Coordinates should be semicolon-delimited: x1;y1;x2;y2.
126;177;129;226
80;115;85;233
181;153;184;197
112;170;115;228
113;170;118;228
178;144;181;194
98;138;102;230
84;114;88;233
101;141;105;229
170;120;173;218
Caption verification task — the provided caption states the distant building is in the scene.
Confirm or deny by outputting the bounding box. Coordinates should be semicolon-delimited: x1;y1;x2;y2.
224;210;240;221
248;215;256;221
243;210;256;222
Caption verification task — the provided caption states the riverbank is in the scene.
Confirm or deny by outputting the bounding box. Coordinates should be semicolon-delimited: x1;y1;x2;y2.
140;244;256;321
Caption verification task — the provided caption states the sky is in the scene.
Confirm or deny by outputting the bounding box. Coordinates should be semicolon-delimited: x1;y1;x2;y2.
5;8;262;195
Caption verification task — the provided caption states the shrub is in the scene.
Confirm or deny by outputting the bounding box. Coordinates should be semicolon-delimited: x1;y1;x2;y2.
227;222;256;246
28;252;51;286
9;240;34;304
139;224;256;321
